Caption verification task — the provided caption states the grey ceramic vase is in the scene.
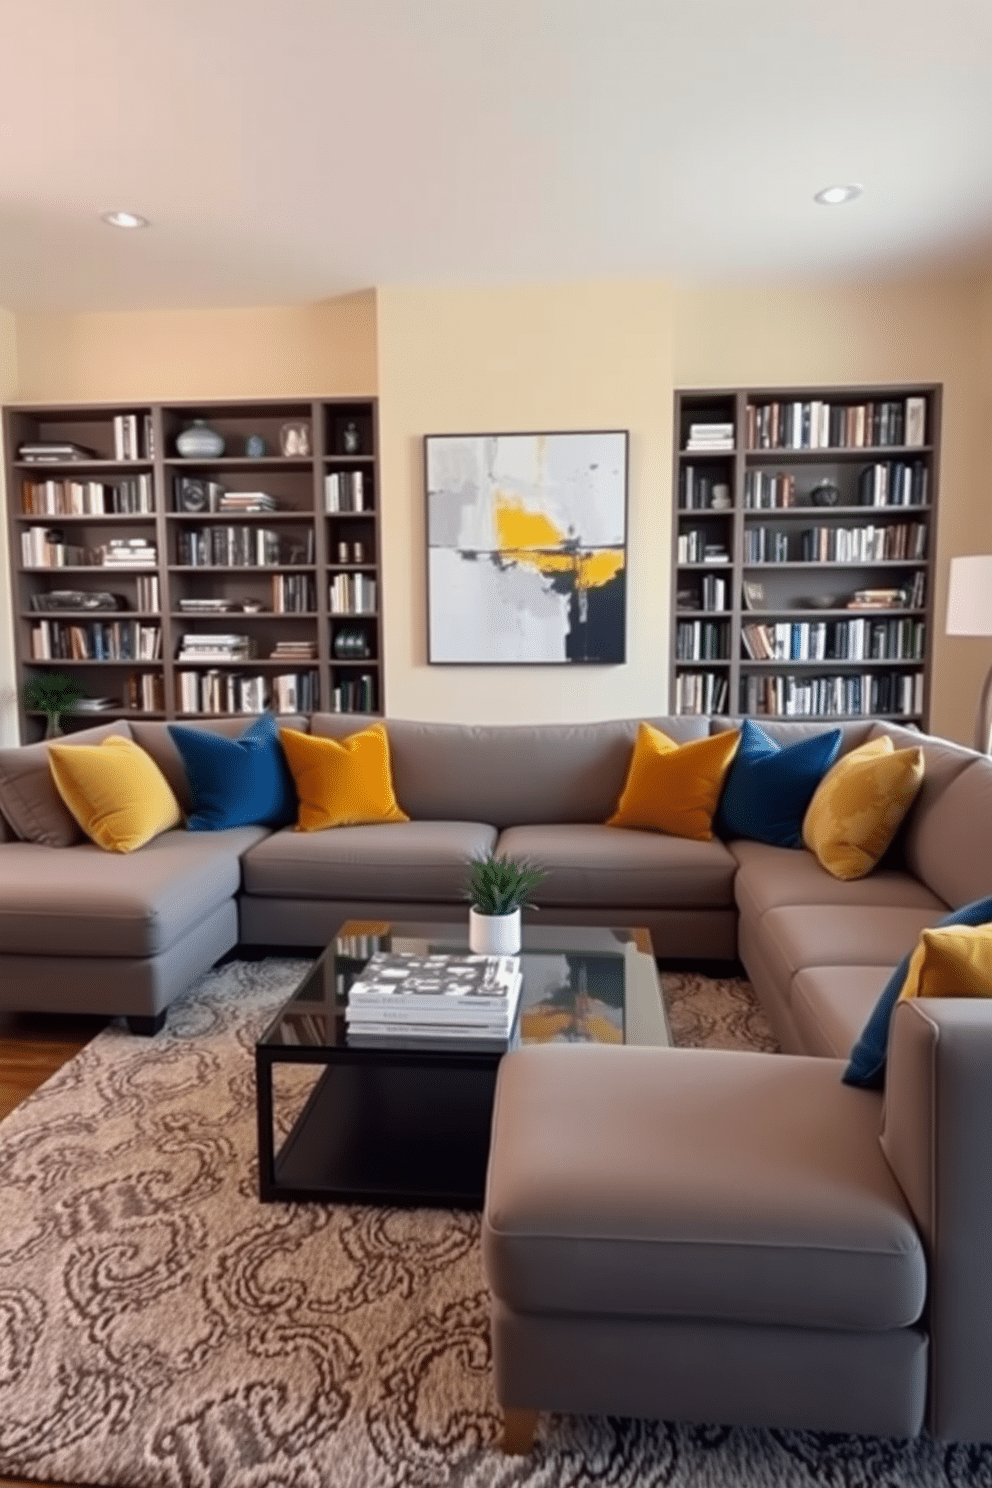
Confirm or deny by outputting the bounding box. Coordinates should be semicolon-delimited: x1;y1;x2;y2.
176;420;225;458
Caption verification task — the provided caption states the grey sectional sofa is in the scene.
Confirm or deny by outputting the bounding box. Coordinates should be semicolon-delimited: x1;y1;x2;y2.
1;711;990;1445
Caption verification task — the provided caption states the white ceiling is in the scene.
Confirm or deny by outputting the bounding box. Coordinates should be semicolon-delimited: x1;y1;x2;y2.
1;0;991;314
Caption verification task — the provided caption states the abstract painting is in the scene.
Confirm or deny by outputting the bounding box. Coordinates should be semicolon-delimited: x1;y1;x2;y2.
425;430;628;664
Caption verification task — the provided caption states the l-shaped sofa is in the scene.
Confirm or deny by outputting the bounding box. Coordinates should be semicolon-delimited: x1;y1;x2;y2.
1;712;990;1444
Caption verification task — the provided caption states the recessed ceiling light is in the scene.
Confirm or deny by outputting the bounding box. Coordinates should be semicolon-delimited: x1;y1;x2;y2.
101;210;149;229
813;184;863;207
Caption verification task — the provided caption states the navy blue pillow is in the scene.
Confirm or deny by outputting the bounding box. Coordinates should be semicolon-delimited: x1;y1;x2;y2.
168;713;297;831
717;718;842;848
844;894;992;1089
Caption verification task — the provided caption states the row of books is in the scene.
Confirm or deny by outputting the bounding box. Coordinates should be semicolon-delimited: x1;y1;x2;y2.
128;672;166;712
673;671;730;716
745;398;926;451
174;669;318;715
677;531;730;564
674;574;728;613
329;674;376;713
30;620;161;662
20;475;154;515
742;618;926;663
113;413;154;461
271;574;316;613
21;529;159;569
742;671;924;718
325;471;369;512
345;952;523;1047
175;527;314;568
798;523;927;564
675;620;729;661
330;573;377;614
680;468;732;509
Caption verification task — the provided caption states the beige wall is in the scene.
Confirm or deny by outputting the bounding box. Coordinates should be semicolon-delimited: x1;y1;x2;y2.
14;293;377;403
0;306;19;744
376;281;674;724
672;277;991;745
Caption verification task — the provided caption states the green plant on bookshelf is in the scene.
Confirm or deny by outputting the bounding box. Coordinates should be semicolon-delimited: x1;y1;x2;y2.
23;672;85;738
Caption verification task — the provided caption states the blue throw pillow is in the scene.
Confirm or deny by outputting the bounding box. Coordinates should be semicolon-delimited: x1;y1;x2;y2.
843;894;992;1089
168;713;297;831
716;718;842;848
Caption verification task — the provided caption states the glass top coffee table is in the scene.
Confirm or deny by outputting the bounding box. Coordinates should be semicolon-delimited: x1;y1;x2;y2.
256;919;669;1208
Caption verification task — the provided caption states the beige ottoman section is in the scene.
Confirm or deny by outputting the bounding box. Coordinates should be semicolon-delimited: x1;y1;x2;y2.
483;1043;927;1441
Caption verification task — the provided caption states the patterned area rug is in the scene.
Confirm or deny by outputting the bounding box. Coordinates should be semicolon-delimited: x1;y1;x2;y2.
0;959;988;1488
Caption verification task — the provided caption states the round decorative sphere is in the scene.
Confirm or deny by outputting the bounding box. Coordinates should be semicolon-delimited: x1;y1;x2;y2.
176;420;225;458
809;481;840;507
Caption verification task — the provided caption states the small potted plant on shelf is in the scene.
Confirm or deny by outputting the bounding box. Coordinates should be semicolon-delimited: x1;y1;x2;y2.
464;852;548;955
23;673;85;739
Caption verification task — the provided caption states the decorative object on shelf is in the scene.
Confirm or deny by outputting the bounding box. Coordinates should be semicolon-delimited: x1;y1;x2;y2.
280;421;311;457
31;590;124;611
742;581;766;611
425;430;628;665
809;480;841;507
464;852;548;954
710;483;731;510
945;554;992;753
23;672;85;738
176;420;226;458
245;433;267;458
341;420;361;454
241;599;266;613
799;594;844;611
174;476;223;513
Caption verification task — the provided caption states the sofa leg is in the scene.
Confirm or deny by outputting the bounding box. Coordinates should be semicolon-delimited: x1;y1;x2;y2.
125;1010;167;1036
500;1407;539;1454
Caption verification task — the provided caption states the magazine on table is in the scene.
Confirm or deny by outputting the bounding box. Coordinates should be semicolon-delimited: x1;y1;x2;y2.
346;951;523;1010
347;1022;522;1051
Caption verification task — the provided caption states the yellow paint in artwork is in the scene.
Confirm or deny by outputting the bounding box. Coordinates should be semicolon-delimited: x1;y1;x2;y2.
494;494;623;590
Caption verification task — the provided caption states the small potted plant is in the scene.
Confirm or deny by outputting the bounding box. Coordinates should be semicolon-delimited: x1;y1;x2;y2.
23;673;84;738
464;852;548;954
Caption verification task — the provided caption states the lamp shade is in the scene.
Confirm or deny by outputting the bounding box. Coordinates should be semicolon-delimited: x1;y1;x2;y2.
946;556;992;637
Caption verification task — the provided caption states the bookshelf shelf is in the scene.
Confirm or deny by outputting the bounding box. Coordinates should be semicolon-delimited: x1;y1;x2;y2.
4;396;384;738
671;384;941;723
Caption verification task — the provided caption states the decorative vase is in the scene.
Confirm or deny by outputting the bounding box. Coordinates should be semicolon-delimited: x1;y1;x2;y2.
44;713;62;740
469;906;522;955
342;420;361;454
176;420;225;458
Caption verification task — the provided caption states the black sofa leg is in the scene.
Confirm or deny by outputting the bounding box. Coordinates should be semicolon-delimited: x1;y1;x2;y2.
125;1010;167;1036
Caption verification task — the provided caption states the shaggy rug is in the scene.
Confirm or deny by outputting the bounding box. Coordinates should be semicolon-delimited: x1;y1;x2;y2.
0;960;989;1488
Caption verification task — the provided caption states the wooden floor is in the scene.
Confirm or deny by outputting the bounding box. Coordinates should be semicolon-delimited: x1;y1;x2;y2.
0;1011;109;1488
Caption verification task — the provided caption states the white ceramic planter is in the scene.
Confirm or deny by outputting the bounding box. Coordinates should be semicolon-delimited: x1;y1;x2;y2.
469;906;521;955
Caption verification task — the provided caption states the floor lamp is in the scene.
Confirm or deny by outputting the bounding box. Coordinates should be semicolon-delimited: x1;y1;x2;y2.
945;555;992;754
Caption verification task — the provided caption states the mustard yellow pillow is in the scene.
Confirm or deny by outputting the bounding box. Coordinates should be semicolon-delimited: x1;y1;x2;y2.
802;735;924;881
48;735;182;853
606;723;740;841
280;724;409;831
899;924;992;1002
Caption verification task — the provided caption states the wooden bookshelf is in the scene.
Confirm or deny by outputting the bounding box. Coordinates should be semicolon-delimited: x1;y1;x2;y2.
3;397;383;740
670;384;941;725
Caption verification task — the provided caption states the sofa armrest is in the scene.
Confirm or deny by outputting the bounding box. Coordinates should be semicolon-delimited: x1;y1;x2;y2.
881;998;992;1442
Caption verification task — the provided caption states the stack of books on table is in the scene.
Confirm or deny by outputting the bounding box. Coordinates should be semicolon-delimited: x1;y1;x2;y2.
345;951;524;1049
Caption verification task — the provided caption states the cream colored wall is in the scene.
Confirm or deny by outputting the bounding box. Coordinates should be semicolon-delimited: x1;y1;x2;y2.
376;282;675;724
14;292;377;402
672;277;990;745
0;307;19;744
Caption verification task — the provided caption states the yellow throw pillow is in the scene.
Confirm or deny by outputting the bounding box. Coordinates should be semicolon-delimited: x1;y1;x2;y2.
48;735;182;853
802;735;924;881
606;723;740;841
899;924;992;1001
280;723;409;831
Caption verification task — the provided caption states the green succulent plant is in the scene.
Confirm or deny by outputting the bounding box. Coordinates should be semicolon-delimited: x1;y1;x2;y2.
464;853;548;916
23;673;85;735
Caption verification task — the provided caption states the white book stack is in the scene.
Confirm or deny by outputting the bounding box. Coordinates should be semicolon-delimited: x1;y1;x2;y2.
685;422;734;452
345;951;524;1048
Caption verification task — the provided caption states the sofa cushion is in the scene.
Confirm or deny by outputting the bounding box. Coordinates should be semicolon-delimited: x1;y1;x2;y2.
169;713;298;830
0;827;268;957
308;715;710;827
48;736;182;853
495;824;738;909
240;820;497;902
606;723;740;840
483;1044;925;1331
129;717;307;815
280;723;409;830
802;736;925;881
894;753;992;909
717;719;841;847
729;840;946;918
791;967;892;1060
0;720;132;847
900;924;992;1001
756;904;944;996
